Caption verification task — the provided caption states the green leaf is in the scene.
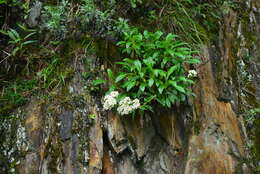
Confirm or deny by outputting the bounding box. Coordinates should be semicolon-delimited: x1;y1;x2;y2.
166;65;178;79
185;58;200;64
107;69;114;80
165;98;171;108
93;79;106;86
155;31;163;39
108;85;116;93
139;83;146;92
10;29;20;40
22;40;37;45
166;33;175;41
173;52;185;58
24;32;37;39
12;47;20;56
0;29;8;35
171;42;186;48
156;97;165;106
115;73;127;83
158;70;166;77
117;41;125;46
116;61;131;67
134;60;142;72
169;94;177;103
8;30;18;41
178;76;194;84
143;30;149;39
148;78;154;87
126;81;136;91
174;84;185;93
154;69;160;77
158;85;164;94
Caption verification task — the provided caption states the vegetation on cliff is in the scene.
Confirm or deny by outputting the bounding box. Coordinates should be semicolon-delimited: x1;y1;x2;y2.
0;0;259;173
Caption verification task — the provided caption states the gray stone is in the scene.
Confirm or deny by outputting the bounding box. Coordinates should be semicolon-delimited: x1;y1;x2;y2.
60;111;73;141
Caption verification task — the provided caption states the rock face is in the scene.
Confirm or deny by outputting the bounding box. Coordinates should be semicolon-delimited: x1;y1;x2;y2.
1;1;259;174
185;47;244;174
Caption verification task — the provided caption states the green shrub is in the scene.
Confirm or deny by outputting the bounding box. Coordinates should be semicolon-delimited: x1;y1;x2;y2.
42;0;68;36
0;25;37;56
108;28;200;112
0;79;37;115
129;0;142;8
37;57;68;89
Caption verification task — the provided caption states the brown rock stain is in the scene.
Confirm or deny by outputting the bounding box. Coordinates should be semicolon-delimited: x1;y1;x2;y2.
185;46;244;174
102;145;115;174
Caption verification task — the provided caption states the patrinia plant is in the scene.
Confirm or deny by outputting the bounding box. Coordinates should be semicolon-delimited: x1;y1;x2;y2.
104;28;199;114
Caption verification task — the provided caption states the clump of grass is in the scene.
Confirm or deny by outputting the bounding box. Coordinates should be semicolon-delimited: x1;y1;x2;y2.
0;79;37;116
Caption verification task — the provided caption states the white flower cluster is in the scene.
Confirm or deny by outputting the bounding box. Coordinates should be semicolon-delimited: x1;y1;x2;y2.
188;70;198;78
103;91;119;110
103;91;141;115
117;97;140;115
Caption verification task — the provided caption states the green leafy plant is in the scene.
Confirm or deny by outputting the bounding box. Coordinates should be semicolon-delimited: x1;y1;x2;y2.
108;28;200;112
0;79;37;115
37;57;69;89
42;0;68;35
80;0;114;37
129;0;143;8
0;25;37;56
244;108;260;126
88;114;96;119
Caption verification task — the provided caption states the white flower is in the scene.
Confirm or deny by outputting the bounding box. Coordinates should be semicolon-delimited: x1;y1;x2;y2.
119;97;131;105
103;91;119;110
132;99;140;109
188;70;197;78
117;97;140;115
103;96;117;110
110;91;119;98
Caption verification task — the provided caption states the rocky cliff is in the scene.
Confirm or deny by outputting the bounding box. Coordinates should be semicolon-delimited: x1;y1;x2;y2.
0;0;259;174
